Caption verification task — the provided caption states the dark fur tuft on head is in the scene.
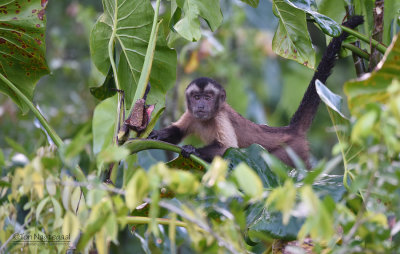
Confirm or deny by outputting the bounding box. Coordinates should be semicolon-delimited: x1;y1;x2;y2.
188;77;224;91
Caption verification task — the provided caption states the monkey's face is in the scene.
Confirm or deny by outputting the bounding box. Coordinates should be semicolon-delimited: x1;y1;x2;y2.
186;82;226;121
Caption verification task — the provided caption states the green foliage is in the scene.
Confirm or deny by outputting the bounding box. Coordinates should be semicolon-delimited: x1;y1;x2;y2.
169;0;223;42
90;0;176;112
345;35;400;116
92;95;118;155
285;0;341;37
2;0;400;253
383;0;400;45
0;0;49;113
232;162;264;199
126;169;149;210
89;66;116;101
272;0;316;68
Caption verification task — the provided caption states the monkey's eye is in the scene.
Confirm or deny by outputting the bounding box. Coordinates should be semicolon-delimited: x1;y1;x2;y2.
205;95;211;100
194;95;200;100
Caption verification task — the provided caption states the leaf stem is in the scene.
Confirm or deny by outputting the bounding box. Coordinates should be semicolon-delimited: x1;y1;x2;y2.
123;216;207;234
130;0;162;113
342;43;370;60
340;25;387;54
123;139;209;169
109;1;122;146
0;73;63;147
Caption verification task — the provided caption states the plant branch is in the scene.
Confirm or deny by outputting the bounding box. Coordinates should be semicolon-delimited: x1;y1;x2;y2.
342;165;378;244
109;4;122;146
123;139;209;169
340;25;387;54
342;43;370;60
123;216;207;234
369;0;384;70
130;0;162;113
0;73;63;147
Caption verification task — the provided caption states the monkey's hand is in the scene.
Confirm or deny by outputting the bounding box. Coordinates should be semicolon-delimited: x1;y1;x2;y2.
148;129;171;141
148;130;162;140
147;126;183;144
181;145;200;158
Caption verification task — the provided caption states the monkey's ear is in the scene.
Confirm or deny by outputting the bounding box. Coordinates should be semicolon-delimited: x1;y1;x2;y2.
220;90;226;102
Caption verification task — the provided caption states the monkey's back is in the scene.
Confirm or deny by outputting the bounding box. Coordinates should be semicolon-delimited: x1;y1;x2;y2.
225;103;310;167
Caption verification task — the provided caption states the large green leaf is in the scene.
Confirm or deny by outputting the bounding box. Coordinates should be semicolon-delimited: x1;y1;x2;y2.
0;0;49;113
344;34;400;116
92;95;117;155
247;174;345;242
317;0;345;24
383;0;400;45
224;145;346;241
77;200;112;251
232;163;264;199
247;206;304;241
90;66;116;101
90;0;176;112
311;175;346;202
316;79;347;119
272;0;316;68
166;155;205;172
284;0;341;37
169;0;223;42
224;144;283;188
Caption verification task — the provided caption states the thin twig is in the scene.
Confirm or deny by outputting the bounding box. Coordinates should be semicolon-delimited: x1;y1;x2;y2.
342;166;378;244
368;0;384;70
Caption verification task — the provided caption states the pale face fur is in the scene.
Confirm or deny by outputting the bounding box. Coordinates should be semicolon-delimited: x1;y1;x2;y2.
185;82;226;121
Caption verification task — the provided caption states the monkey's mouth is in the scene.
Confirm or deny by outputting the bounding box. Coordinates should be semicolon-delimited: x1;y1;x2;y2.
194;111;209;119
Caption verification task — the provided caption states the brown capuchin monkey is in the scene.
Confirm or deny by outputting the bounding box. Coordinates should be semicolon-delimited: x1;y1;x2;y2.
149;16;364;168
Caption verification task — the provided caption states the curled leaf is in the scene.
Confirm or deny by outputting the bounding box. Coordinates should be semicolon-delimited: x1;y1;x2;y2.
124;99;155;134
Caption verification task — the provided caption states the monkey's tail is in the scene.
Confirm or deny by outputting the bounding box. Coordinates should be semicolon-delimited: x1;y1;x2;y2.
289;15;364;133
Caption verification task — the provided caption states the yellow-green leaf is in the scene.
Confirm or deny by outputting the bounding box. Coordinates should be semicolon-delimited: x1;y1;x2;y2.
345;34;400;116
63;211;80;242
232;162;263;199
266;180;296;224
125;169;149;210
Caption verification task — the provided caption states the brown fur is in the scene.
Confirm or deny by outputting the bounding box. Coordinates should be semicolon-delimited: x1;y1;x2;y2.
150;17;364;168
173;104;238;149
173;102;309;168
162;17;365;167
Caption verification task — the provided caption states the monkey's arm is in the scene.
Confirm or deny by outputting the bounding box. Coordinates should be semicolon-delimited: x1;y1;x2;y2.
148;125;185;144
149;111;193;144
181;141;225;162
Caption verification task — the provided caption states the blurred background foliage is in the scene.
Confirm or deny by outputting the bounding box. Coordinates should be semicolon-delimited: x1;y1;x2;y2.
1;0;400;253
0;1;101;160
0;0;358;168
